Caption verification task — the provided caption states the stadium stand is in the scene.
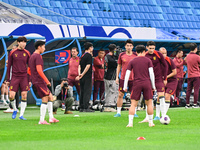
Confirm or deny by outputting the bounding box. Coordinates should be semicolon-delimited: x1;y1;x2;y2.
0;0;200;32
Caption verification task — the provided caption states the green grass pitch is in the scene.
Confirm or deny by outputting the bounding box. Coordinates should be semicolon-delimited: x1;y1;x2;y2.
0;107;200;150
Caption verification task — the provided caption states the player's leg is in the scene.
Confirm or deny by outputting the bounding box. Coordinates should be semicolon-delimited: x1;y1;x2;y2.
19;91;28;120
48;93;59;123
99;80;105;101
74;80;81;96
186;78;193;108
114;91;124;116
158;92;165;117
4;84;10;104
128;81;138;117
39;95;49;124
192;77;200;108
93;80;100;104
126;99;138;127
145;99;155;127
1;83;8;105
53;99;62;114
64;97;74;114
79;79;84;111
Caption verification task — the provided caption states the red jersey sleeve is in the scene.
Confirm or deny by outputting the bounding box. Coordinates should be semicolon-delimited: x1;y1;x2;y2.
170;59;176;70
94;57;103;68
126;60;133;71
158;52;168;80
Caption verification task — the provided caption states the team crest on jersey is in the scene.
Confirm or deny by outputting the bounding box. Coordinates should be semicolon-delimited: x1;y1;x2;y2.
153;56;156;60
15;54;18;57
10;86;13;89
26;86;29;90
169;90;172;94
78;83;80;85
162;87;164;91
120;87;122;90
23;53;26;57
76;60;79;62
123;59;126;61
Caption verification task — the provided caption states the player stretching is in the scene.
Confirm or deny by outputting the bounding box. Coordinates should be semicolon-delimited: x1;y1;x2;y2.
114;39;137;117
7;36;31;120
159;47;178;115
140;41;167;122
28;41;59;124
124;45;156;127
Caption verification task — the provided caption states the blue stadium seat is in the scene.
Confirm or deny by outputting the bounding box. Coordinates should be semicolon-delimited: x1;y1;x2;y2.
60;8;67;15
82;10;88;16
77;10;83;16
92;18;99;25
103;12;109;18
108;19;114;26
71;9;78;16
113;19;120;26
66;2;73;8
108;12;115;18
86;18;93;25
119;19;125;26
60;1;67;8
65;9;72;16
103;19;109;25
98;18;104;25
72;2;79;9
98;11;104;17
58;17;65;24
30;7;37;14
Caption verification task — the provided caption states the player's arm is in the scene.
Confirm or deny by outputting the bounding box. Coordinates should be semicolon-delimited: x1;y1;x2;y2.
123;70;131;92
55;84;62;96
167;69;177;79
80;64;91;78
167;59;177;79
159;52;168;80
94;57;103;68
148;67;156;90
36;65;50;86
115;64;121;84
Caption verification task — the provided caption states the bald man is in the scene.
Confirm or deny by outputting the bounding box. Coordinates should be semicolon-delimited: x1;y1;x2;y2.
159;47;177;116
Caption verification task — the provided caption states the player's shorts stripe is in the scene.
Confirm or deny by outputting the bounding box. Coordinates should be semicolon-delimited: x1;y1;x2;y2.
40;87;49;95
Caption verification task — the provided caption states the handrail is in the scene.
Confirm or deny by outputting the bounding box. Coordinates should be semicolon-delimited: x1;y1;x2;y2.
0;38;8;87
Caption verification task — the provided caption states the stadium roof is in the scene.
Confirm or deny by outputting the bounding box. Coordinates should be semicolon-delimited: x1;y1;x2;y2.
0;1;56;24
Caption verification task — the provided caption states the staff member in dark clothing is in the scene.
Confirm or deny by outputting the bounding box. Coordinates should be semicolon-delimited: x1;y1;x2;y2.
76;42;94;112
104;44;118;112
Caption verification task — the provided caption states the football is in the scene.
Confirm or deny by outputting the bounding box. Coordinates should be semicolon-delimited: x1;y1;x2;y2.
160;115;171;125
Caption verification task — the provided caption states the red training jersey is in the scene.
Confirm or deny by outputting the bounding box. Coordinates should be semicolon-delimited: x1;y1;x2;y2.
118;52;137;80
67;57;80;80
93;56;104;81
127;56;153;84
173;57;186;78
165;56;177;82
145;50;167;81
28;53;49;85
186;52;200;78
7;49;30;82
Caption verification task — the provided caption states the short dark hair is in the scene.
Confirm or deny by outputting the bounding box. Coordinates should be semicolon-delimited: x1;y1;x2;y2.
125;39;134;46
17;36;27;43
34;41;46;49
98;49;105;53
108;44;116;52
176;49;183;55
135;45;146;54
84;42;93;50
190;43;197;51
71;47;78;53
147;41;156;47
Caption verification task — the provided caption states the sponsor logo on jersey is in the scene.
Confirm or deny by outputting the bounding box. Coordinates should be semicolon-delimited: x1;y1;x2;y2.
153;56;156;60
15;54;18;57
23;53;26;56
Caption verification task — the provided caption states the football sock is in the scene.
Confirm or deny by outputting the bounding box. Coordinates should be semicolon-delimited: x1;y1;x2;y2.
47;101;54;119
128;115;134;125
40;103;47;122
117;107;122;114
148;115;153;124
1;94;4;100
156;103;160;117
165;101;170;115
10;99;17;111
159;96;166;116
5;95;9;101
20;100;27;117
